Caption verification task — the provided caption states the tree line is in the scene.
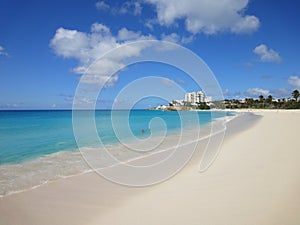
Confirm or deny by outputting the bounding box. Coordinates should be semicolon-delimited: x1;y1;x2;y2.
224;90;300;109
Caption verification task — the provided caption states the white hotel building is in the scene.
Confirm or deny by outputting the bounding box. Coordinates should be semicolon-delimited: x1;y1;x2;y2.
184;91;211;105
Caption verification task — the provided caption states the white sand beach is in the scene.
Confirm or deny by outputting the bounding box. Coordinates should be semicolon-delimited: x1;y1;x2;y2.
1;110;300;225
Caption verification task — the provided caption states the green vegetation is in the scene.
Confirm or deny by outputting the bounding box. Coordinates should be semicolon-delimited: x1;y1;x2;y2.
224;89;300;109
183;101;210;110
196;102;210;110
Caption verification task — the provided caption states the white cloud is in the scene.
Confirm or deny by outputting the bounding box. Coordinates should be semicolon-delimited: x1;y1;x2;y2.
181;35;194;44
133;2;143;15
95;1;109;10
98;1;142;16
271;88;291;98
0;103;20;109
74;97;95;105
223;89;230;95
244;87;293;98
245;88;270;97
253;44;282;63
160;78;175;86
117;28;142;41
119;1;143;15
144;0;260;34
91;23;110;34
222;89;241;99
288;75;300;88
161;33;180;43
50;23;154;86
0;45;8;57
145;18;157;31
160;33;194;44
64;95;96;105
49;28;91;59
231;15;259;34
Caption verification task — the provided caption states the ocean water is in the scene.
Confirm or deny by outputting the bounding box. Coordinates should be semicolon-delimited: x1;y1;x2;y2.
0;110;234;196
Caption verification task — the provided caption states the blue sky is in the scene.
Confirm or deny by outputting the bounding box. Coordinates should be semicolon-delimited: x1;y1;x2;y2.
0;0;300;109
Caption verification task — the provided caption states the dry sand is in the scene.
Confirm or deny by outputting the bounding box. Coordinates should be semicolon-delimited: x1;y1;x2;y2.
1;110;300;225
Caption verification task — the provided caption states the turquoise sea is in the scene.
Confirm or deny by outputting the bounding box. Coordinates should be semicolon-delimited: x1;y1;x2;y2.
0;110;234;196
0;110;233;165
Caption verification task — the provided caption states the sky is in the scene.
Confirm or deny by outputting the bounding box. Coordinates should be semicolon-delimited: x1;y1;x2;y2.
0;0;300;109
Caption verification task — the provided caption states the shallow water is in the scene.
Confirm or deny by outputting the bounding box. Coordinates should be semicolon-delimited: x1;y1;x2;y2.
0;110;234;196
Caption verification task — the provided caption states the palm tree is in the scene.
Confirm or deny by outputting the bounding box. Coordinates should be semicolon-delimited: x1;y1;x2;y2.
245;98;254;108
292;90;299;102
259;95;265;103
266;95;273;104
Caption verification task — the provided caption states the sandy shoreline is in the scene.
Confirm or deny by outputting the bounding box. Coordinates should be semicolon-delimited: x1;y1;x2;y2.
1;110;300;225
